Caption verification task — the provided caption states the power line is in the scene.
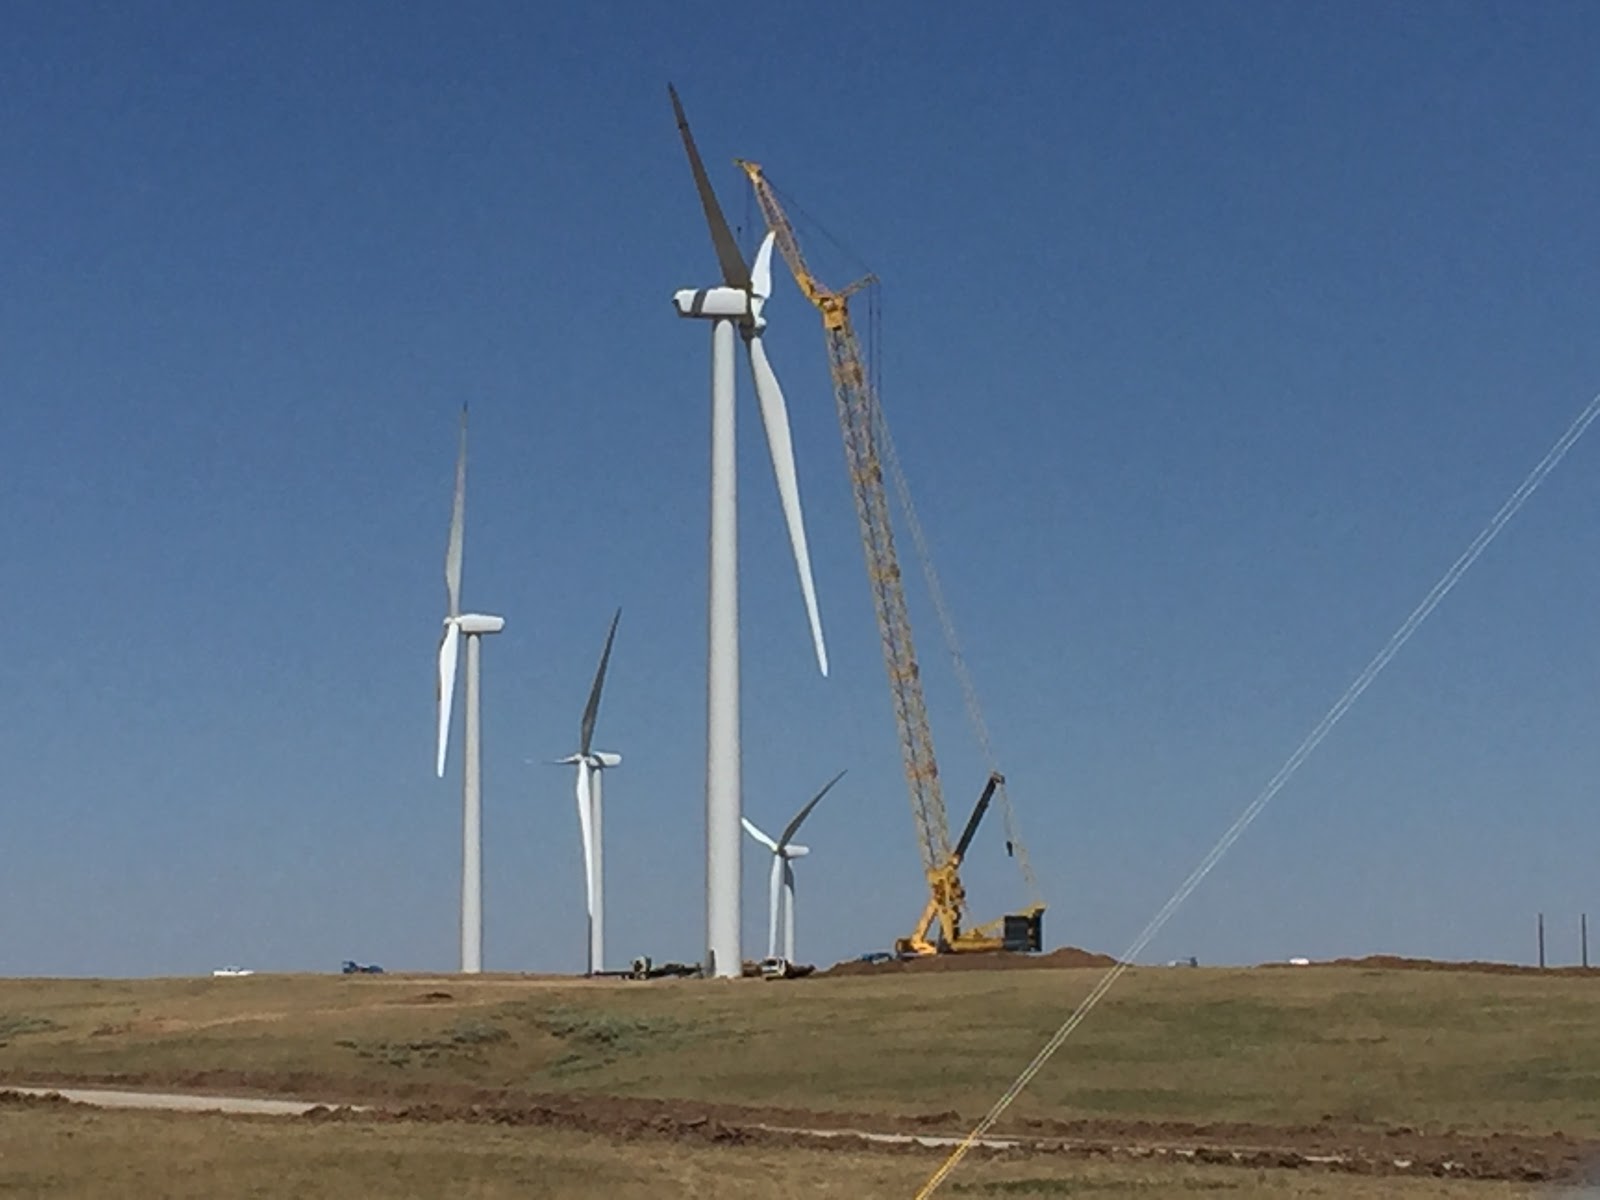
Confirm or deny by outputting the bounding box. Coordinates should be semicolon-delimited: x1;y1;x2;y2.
916;385;1600;1198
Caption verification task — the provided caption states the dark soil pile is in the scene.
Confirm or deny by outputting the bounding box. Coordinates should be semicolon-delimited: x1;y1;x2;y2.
821;946;1115;977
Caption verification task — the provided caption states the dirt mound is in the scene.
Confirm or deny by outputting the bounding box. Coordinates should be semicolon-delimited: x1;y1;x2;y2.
822;946;1115;977
1276;955;1600;978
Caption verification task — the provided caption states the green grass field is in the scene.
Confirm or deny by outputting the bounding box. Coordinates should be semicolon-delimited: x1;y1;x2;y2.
4;966;1599;1136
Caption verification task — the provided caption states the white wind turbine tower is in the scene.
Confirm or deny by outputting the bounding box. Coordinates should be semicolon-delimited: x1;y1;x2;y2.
743;770;845;965
668;85;829;979
554;608;622;976
435;406;505;975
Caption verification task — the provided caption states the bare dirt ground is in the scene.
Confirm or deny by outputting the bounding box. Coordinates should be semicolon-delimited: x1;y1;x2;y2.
824;945;1598;979
821;945;1118;976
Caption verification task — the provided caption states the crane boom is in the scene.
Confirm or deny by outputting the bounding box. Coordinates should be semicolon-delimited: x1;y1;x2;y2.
739;162;950;874
740;161;1043;954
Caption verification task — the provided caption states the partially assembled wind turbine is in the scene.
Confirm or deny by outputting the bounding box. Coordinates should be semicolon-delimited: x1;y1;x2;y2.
435;406;504;975
555;609;622;976
743;770;845;964
669;85;829;978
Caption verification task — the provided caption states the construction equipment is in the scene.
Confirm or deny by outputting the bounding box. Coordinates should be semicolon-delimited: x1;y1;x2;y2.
624;956;702;981
758;956;817;980
738;161;1045;957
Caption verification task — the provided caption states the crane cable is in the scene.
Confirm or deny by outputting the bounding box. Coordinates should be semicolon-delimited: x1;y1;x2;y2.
915;384;1600;1199
866;293;1041;904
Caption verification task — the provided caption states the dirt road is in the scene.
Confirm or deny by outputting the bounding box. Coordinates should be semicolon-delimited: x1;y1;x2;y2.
3;1085;346;1116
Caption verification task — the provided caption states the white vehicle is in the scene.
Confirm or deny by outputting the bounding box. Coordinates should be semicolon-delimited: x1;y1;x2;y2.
212;966;255;977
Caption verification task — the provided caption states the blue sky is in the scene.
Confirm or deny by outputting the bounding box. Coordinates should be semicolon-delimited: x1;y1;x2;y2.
3;3;1599;976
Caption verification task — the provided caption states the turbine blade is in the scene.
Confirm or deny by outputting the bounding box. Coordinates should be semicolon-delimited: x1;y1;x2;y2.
435;624;461;777
779;769;846;849
741;816;779;853
768;854;783;960
747;334;828;677
576;763;595;918
579;608;621;756
444;406;467;619
751;232;774;306
667;84;750;291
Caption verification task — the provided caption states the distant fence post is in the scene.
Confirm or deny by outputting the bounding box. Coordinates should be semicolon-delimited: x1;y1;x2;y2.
1538;912;1546;969
1583;913;1590;970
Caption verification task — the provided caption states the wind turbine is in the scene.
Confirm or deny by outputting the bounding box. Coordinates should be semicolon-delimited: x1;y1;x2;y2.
743;770;845;964
435;405;505;975
668;85;830;979
555;609;622;976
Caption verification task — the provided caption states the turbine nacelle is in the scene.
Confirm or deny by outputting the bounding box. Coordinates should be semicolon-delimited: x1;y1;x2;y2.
451;613;505;635
739;818;810;860
671;232;776;330
555;750;622;770
673;287;753;321
437;613;505;778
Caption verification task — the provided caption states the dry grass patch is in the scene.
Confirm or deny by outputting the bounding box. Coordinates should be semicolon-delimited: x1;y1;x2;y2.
0;1105;1550;1199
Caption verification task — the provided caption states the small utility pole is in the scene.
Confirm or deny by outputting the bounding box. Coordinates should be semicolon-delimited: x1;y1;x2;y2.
1583;913;1590;970
1537;912;1546;969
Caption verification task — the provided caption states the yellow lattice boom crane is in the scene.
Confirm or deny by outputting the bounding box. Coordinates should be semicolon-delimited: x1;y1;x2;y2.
739;160;1044;956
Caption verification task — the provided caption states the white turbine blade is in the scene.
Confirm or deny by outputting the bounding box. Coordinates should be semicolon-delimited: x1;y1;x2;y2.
778;769;846;849
767;853;784;960
575;763;596;917
750;232;775;322
747;333;828;677
435;624;461;778
444;407;467;618
741;816;779;853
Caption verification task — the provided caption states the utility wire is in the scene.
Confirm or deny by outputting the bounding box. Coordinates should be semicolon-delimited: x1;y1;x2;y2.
916;386;1600;1199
